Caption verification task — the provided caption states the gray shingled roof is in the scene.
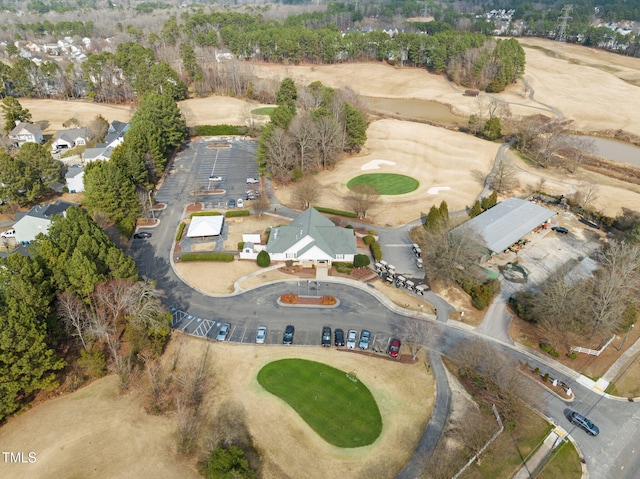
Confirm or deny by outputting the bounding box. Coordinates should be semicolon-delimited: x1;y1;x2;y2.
9;122;42;137
266;207;357;256
28;200;74;219
105;120;129;145
54;127;89;143
454;197;556;254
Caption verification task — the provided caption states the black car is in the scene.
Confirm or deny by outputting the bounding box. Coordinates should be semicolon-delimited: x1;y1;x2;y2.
321;326;332;347
569;411;599;436
552;226;569;234
227;198;236;208
133;232;152;239
283;325;295;345
334;328;345;347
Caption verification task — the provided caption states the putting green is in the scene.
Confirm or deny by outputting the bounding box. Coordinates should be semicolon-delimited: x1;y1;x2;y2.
257;359;382;448
347;173;419;195
251;107;276;116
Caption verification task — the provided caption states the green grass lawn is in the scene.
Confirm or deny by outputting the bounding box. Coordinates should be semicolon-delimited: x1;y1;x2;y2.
347;173;419;195
251;107;276;116
257;359;382;448
538;439;583;479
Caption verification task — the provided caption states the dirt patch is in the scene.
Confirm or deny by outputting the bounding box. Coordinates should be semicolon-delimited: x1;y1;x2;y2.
432;283;485;326
222;214;288;251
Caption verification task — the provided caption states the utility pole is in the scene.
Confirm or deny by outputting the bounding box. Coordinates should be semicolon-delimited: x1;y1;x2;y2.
556;4;573;43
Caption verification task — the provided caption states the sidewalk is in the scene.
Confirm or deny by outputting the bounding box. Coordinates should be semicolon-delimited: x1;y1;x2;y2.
601;336;640;384
513;427;568;479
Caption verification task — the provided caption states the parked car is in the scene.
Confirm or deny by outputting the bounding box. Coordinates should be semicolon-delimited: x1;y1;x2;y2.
51;147;61;155
283;324;295;344
237;198;244;208
133;231;152;239
334;328;345;347
388;338;401;358
246;177;260;184
321;326;332;347
359;330;371;350
209;175;223;182
569;411;599;436
552;226;569;234
216;323;231;341
227;198;236;208
1;228;16;238
346;329;358;349
256;326;267;344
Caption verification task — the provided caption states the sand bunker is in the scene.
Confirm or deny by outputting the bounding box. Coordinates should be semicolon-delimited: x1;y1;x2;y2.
361;159;397;170
427;186;452;195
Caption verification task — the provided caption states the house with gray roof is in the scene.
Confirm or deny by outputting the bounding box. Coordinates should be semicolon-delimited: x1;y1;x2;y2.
104;120;130;148
265;207;357;265
13;200;74;243
65;166;84;193
52;127;90;150
9;122;44;146
453;197;556;254
83;146;113;163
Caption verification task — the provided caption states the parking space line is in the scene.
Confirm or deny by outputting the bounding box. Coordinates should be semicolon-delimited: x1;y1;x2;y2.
181;315;196;331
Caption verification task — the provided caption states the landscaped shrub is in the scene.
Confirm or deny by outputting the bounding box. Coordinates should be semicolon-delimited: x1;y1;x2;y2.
370;242;382;261
176;223;186;241
205;445;257;479
345;224;354;229
566;352;578;360
190;124;245;136
180;253;234;262
238;241;245;251
368;229;376;235
334;262;354;274
362;235;376;245
257;250;271;267
543;372;550;382
354;254;371;268
460;277;500;310
508;292;537;323
540;343;561;357
225;209;250;218
314;206;358;218
190;211;222;218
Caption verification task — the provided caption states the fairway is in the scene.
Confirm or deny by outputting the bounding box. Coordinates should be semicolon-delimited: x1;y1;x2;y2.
257;359;382;448
347;173;419;195
251;107;276;116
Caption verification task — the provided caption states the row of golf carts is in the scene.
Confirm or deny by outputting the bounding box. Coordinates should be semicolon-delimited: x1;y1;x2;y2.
374;260;428;295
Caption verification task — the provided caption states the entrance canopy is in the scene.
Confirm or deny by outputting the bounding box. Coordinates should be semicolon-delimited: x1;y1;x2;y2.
187;216;224;237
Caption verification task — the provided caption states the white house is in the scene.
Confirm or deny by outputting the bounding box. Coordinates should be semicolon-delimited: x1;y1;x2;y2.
104;120;130;148
9;122;44;146
52;127;91;150
65;166;84;193
13;200;74;243
265;207;357;265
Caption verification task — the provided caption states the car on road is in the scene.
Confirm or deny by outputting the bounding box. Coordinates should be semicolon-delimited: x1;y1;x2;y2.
209;175;223;182
388;338;401;358
346;329;358;349
1;228;16;238
227;198;236;208
237;198;244;208
216;322;231;341
359;330;371;350
321;326;332;347
569;411;599;436
246;177;260;184
133;231;152;239
334;328;345;347
283;325;295;344
552;226;569;234
256;326;267;344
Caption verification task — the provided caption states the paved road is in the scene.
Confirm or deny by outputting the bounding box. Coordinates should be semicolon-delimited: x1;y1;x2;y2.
132;137;640;479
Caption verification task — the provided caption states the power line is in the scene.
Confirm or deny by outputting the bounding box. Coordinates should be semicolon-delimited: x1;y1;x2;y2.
556;4;573;43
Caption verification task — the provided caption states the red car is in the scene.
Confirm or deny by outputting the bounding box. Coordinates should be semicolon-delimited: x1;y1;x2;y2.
388;338;401;358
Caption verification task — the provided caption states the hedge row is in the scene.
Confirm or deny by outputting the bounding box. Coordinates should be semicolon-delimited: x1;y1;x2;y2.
314;206;357;218
190;212;222;218
370;242;382;261
190;124;246;136
225;210;250;218
540;343;561;358
176;223;186;241
180;253;234;262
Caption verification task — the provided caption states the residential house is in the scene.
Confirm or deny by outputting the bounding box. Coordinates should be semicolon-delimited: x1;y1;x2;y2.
52;127;90;150
65;166;84;193
83;146;113;163
265;207;357;265
104;120;130;148
13;200;74;243
9;122;44;146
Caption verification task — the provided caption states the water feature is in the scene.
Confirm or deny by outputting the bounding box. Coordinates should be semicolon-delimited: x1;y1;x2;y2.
573;136;640;167
363;96;466;125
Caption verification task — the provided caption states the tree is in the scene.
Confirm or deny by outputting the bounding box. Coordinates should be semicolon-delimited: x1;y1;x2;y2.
257;250;270;267
354;254;371;268
480;191;498;210
469;200;483;217
345;184;379;219
57;291;92;351
15;142;62;201
291;176;321;209
289;112;317;173
572;183;599;210
420;228;483;286
87;115;109;143
343;102;367;152
424;205;444;232
401;318;434;360
206;446;257;479
489;157;519;193
1;96;32;133
482;117;502;140
275;77;297;107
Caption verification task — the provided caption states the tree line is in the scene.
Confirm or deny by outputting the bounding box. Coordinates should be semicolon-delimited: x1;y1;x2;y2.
0;206;170;422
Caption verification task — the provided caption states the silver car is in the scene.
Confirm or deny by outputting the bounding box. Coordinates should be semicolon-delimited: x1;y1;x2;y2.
256;326;267;344
216;323;230;341
359;330;371;350
346;329;358;349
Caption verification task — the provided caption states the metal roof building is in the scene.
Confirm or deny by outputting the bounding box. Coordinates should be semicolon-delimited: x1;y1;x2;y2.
454;197;556;254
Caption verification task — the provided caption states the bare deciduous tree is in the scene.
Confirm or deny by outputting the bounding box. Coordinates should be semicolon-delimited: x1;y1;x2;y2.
313;115;342;170
265;126;295;183
57;291;92;351
572;183;599;210
566;136;596;173
290;112;317;173
345;184;379;219
291;176;322;210
252;186;271;217
489;157;519;193
401;318;435;360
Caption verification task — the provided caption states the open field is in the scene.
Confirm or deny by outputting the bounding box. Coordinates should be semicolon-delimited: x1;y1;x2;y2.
0;337;432;479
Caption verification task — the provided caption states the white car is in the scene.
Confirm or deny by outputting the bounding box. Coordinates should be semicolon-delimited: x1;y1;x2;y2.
256;326;267;344
237;198;244;208
1;228;16;239
216;323;230;341
246;177;259;184
346;329;358;349
209;175;223;182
